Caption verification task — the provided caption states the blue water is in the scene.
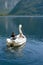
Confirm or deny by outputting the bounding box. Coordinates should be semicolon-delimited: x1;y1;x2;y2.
0;16;43;65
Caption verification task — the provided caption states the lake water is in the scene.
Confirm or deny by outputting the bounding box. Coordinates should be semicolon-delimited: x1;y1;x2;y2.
0;16;43;65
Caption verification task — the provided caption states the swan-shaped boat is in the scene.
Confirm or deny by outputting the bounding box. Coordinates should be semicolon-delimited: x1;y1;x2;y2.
6;24;27;47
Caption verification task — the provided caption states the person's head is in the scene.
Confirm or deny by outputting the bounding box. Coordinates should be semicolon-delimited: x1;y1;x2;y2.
12;32;14;35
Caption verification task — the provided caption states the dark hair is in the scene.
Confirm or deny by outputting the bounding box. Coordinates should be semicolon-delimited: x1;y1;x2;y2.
12;32;14;34
11;32;15;37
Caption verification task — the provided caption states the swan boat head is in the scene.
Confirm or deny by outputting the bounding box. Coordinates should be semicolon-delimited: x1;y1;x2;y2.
19;24;22;28
19;24;22;34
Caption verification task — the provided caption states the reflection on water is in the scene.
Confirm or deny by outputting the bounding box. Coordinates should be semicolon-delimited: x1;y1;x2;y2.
6;43;26;57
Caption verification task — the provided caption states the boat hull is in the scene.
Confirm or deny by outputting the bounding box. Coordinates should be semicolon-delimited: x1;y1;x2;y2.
6;35;26;47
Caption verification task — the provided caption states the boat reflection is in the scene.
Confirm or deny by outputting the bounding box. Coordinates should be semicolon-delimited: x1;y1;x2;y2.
6;43;26;57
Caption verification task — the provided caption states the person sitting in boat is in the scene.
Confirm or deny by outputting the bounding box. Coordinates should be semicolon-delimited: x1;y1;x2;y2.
11;32;16;40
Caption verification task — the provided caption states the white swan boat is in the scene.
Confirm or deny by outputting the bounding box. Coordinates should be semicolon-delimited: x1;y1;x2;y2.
6;24;27;47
